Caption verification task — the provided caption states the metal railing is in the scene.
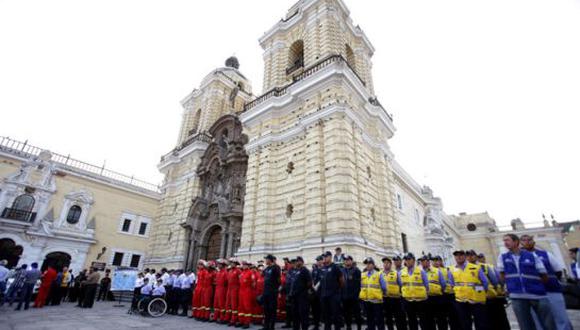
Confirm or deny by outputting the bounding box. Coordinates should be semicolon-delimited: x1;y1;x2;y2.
243;54;393;122
1;208;36;222
0;136;160;192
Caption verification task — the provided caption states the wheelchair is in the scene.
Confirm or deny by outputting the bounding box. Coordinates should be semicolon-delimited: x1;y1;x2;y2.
136;295;168;317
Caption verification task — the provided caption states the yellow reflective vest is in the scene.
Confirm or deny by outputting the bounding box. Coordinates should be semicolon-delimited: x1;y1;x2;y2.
451;263;486;304
382;270;401;298
426;268;443;296
359;270;383;303
479;263;498;299
400;267;428;301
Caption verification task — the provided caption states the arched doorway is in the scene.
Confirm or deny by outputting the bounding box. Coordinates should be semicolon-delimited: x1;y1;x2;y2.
204;226;223;261
0;238;24;268
41;252;71;272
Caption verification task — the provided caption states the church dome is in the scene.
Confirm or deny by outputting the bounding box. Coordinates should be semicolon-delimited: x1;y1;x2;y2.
225;56;240;69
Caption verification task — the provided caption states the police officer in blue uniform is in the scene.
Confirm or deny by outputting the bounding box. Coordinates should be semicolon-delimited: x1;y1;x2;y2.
320;251;345;330
341;255;362;330
310;255;324;330
283;259;298;329
290;256;312;330
262;254;281;330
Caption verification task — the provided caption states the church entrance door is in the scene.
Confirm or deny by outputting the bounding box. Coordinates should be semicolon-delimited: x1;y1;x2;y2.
205;226;222;261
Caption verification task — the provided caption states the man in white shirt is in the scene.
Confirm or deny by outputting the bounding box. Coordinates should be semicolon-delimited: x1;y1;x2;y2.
178;270;192;316
0;260;9;305
152;279;166;297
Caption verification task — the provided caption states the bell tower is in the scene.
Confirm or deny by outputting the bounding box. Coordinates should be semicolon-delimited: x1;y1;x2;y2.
147;57;253;269
239;0;399;262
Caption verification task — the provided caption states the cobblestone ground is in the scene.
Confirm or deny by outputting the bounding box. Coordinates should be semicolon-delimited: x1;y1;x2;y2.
0;301;579;330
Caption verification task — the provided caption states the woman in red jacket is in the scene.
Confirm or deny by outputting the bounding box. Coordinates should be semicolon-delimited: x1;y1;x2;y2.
191;260;207;319
34;266;57;308
237;261;256;329
200;261;216;320
253;264;265;325
225;259;242;326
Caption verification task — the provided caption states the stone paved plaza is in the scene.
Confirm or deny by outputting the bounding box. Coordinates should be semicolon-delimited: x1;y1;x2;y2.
0;301;579;330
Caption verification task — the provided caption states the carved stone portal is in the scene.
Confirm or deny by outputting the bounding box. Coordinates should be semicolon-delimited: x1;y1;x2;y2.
182;115;248;269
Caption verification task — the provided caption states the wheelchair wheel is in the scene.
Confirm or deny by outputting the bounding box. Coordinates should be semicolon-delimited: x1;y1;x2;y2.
137;298;147;314
147;298;167;317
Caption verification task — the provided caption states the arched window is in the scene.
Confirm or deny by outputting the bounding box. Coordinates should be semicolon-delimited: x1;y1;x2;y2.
12;194;35;212
287;40;304;74
345;44;356;71
66;205;82;224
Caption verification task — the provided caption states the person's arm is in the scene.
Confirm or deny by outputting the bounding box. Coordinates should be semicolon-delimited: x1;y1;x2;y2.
379;272;387;292
496;253;506;283
487;266;499;286
420;270;429;293
447;270;455;287
478;268;489;291
533;254;549;283
397;271;402;287
354;269;361;295
547;251;564;280
438;269;446;292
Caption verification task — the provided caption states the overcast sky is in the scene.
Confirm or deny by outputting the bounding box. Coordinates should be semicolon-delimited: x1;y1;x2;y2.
1;0;579;226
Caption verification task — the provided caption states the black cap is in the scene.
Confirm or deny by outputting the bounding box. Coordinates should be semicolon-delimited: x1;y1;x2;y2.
403;253;415;260
453;250;466;256
570;248;579;253
315;255;323;261
296;256;304;263
418;256;429;262
363;257;375;264
392;255;402;261
264;254;276;261
431;255;442;261
344;254;353;261
323;251;332;257
382;257;391;263
466;249;477;256
477;253;485;258
283;257;290;262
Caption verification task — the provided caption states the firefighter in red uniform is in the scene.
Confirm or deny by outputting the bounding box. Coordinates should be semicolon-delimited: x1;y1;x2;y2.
225;258;242;326
213;259;229;323
192;260;207;319
253;264;265;325
200;261;216;320
238;260;257;329
277;267;287;321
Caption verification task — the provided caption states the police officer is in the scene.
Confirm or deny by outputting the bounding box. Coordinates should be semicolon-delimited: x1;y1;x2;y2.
432;256;459;330
474;253;509;330
262;254;281;330
341;255;362;330
310;255;324;330
320;251;344;330
282;259;297;328
360;257;386;330
393;255;403;272
449;250;489;330
381;257;406;330
290;256;312;330
400;253;429;330
421;256;446;330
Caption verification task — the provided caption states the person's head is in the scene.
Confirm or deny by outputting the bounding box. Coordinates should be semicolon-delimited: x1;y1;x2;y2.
62;266;68;272
150;268;156;274
20;264;28;270
466;250;478;263
393;256;402;268
0;260;7;267
264;254;275;266
419;257;430;269
143;278;149;284
477;254;486;264
323;251;333;265
382;257;392;270
138;272;144;278
569;248;578;260
30;262;38;269
315;255;323;267
344;255;354;268
144;268;150;273
453;250;466;264
520;234;535;250
161;268;167;273
363;257;375;271
295;256;304;268
503;234;520;251
335;247;342;255
157;278;162;285
403;253;415;267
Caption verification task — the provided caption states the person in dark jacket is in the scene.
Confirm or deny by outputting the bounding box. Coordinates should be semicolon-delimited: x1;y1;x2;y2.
97;270;112;301
290;256;312;330
262;254;281;330
320;251;345;330
282;261;297;328
341;255;362;330
310;256;324;330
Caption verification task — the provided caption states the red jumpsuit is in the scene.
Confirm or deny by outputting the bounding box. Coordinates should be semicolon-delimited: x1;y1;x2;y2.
253;270;265;325
200;269;215;320
277;271;287;321
34;267;57;308
213;268;228;322
225;267;241;325
192;267;207;318
237;269;256;326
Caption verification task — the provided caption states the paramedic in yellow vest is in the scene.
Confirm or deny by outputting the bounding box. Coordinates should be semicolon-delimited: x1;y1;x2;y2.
478;253;510;330
420;256;447;330
448;250;489;330
360;257;386;330
400;253;430;330
381;257;407;330
432;256;461;330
